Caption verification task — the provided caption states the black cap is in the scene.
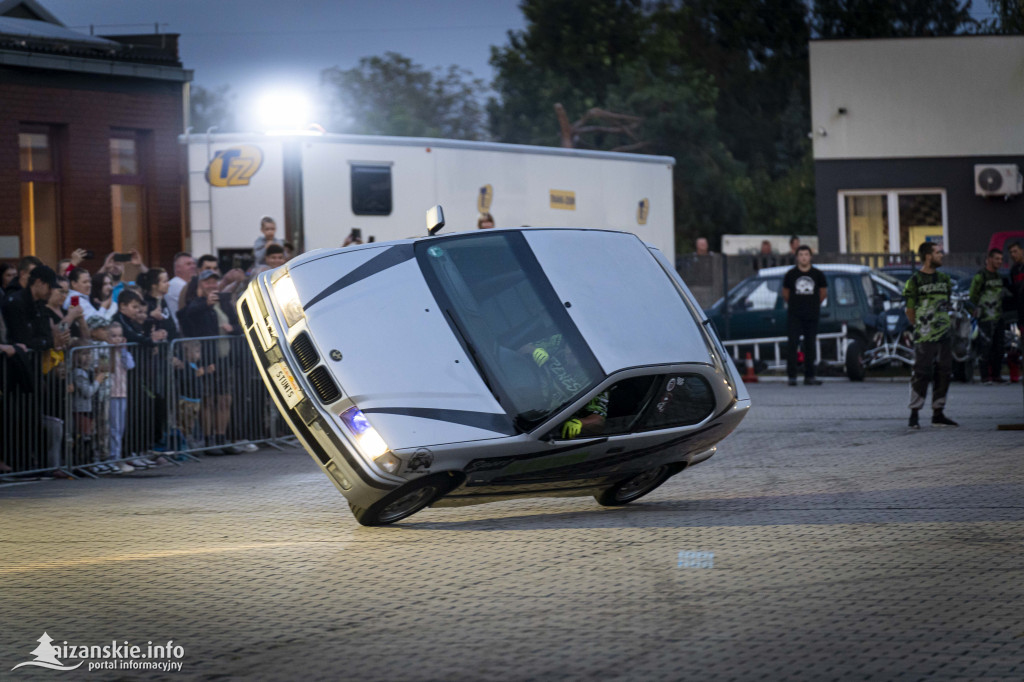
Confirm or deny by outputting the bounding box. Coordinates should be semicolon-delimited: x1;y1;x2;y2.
198;269;221;281
29;264;57;288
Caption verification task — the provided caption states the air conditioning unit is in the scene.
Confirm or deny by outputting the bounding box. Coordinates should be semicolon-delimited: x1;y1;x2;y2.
975;164;1023;197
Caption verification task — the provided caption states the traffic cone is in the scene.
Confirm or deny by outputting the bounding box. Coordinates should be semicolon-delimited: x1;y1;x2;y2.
742;352;758;383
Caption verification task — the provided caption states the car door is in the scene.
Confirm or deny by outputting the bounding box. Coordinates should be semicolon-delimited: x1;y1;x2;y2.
826;275;862;332
723;276;784;340
526;372;717;482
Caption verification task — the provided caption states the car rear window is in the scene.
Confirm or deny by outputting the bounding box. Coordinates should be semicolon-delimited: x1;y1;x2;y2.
416;232;604;429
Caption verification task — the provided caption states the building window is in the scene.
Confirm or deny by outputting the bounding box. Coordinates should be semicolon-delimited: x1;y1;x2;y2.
19;129;60;265
351;164;392;216
110;132;146;253
839;190;947;254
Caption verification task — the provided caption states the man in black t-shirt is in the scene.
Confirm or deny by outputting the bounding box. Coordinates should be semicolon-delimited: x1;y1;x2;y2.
782;246;828;386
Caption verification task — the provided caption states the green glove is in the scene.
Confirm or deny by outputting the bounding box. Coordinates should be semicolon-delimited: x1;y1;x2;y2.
532;347;549;367
561;418;582;439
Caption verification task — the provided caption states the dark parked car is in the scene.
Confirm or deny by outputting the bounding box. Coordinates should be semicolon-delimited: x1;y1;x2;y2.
704;264;904;379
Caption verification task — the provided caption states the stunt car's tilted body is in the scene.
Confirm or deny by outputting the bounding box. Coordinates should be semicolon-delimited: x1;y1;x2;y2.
238;228;749;525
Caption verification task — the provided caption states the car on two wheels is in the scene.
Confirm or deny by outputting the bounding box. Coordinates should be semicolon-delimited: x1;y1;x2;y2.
238;227;749;525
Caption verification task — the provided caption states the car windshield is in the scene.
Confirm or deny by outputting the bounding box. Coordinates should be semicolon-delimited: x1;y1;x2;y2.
416;232;604;430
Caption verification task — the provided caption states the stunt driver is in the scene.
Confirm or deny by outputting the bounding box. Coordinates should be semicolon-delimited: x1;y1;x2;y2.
903;242;958;429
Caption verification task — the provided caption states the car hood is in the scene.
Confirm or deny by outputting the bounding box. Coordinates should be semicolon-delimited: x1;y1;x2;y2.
287;244;514;450
523;230;711;371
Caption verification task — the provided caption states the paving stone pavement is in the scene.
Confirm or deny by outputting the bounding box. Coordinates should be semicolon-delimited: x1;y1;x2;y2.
1;381;1022;681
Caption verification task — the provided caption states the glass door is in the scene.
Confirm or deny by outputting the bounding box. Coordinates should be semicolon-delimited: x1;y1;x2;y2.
843;194;888;253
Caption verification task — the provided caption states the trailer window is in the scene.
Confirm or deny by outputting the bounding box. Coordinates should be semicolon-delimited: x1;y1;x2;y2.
351;165;392;216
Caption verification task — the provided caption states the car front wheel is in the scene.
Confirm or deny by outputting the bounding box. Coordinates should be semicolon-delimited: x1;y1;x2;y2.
349;473;455;526
595;465;671;506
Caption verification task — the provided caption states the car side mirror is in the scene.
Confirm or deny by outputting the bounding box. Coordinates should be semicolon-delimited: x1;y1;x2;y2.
426;205;445;235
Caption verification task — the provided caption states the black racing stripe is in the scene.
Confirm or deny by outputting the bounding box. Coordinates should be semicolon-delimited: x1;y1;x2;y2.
303;244;415;311
361;407;518;436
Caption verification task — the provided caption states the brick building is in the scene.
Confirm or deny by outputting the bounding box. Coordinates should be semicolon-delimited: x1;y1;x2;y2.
0;0;191;270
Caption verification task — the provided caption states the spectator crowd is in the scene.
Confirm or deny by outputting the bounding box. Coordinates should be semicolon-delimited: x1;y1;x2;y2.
0;216;293;477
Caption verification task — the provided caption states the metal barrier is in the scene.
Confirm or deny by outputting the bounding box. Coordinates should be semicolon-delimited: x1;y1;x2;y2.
721;324;849;371
165;336;290;457
0;349;69;478
1;335;294;479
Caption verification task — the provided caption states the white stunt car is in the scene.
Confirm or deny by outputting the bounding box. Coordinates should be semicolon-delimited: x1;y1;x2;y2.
238;226;750;525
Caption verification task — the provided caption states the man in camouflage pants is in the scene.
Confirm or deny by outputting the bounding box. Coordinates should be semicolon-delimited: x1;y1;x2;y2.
969;248;1009;384
904;242;958;429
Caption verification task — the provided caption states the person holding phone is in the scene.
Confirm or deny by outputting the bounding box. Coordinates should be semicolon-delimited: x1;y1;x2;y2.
343;228;363;247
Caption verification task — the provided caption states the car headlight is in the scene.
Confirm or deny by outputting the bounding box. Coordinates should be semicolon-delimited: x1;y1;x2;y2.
272;272;305;327
340;407;390;463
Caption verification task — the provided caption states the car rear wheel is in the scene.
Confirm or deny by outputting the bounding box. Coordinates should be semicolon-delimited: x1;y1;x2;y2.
595;465;671;506
348;473;455;526
845;339;866;381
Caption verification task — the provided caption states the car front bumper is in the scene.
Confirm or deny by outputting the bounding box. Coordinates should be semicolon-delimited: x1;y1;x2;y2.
236;274;403;509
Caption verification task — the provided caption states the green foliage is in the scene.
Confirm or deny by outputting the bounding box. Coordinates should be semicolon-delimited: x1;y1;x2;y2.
189;84;237;133
488;0;646;145
981;0;1024;33
488;0;987;255
320;52;487;140
812;0;978;38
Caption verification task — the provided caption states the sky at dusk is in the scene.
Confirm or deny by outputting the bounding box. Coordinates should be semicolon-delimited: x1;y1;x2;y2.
42;0;527;115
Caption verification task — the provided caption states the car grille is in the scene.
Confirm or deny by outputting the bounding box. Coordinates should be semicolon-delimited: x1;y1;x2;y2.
307;366;341;404
240;299;254;328
291;332;319;372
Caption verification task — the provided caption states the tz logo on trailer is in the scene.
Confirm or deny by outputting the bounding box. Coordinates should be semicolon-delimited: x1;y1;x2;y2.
206;145;263;187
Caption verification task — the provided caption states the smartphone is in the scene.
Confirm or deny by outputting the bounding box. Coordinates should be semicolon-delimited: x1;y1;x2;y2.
350;228;362;241
113;252;133;262
368;236;376;243
70;295;80;307
59;322;68;332
83;250;95;259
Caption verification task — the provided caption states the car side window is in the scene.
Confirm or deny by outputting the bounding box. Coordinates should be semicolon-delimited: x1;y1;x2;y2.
635;374;715;431
731;277;780;311
833;277;858;307
544;375;658;440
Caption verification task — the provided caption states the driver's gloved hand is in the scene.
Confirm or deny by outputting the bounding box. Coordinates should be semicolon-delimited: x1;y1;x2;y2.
561;418;582;439
532;347;549;367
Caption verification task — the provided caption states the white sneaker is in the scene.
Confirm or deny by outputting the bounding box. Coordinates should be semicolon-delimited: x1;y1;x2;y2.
130;458;151;469
243;443;259;452
117;462;135;473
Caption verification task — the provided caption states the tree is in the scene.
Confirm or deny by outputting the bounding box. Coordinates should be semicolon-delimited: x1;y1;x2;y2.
812;0;978;38
981;0;1024;33
320;52;487;140
488;0;647;146
189;84;237;133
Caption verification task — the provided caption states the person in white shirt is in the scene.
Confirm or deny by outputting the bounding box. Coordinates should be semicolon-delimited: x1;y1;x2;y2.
63;266;110;322
165;252;195;326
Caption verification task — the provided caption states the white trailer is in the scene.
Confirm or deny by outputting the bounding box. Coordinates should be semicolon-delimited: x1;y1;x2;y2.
181;132;675;261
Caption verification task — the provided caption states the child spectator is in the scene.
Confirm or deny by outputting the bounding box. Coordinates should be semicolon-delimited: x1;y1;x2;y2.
71;340;108;472
107;321;137;471
175;341;211;450
254;216;278;265
86;316;113;468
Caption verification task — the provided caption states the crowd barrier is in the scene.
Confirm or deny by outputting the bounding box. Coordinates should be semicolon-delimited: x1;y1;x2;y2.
0;335;293;478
